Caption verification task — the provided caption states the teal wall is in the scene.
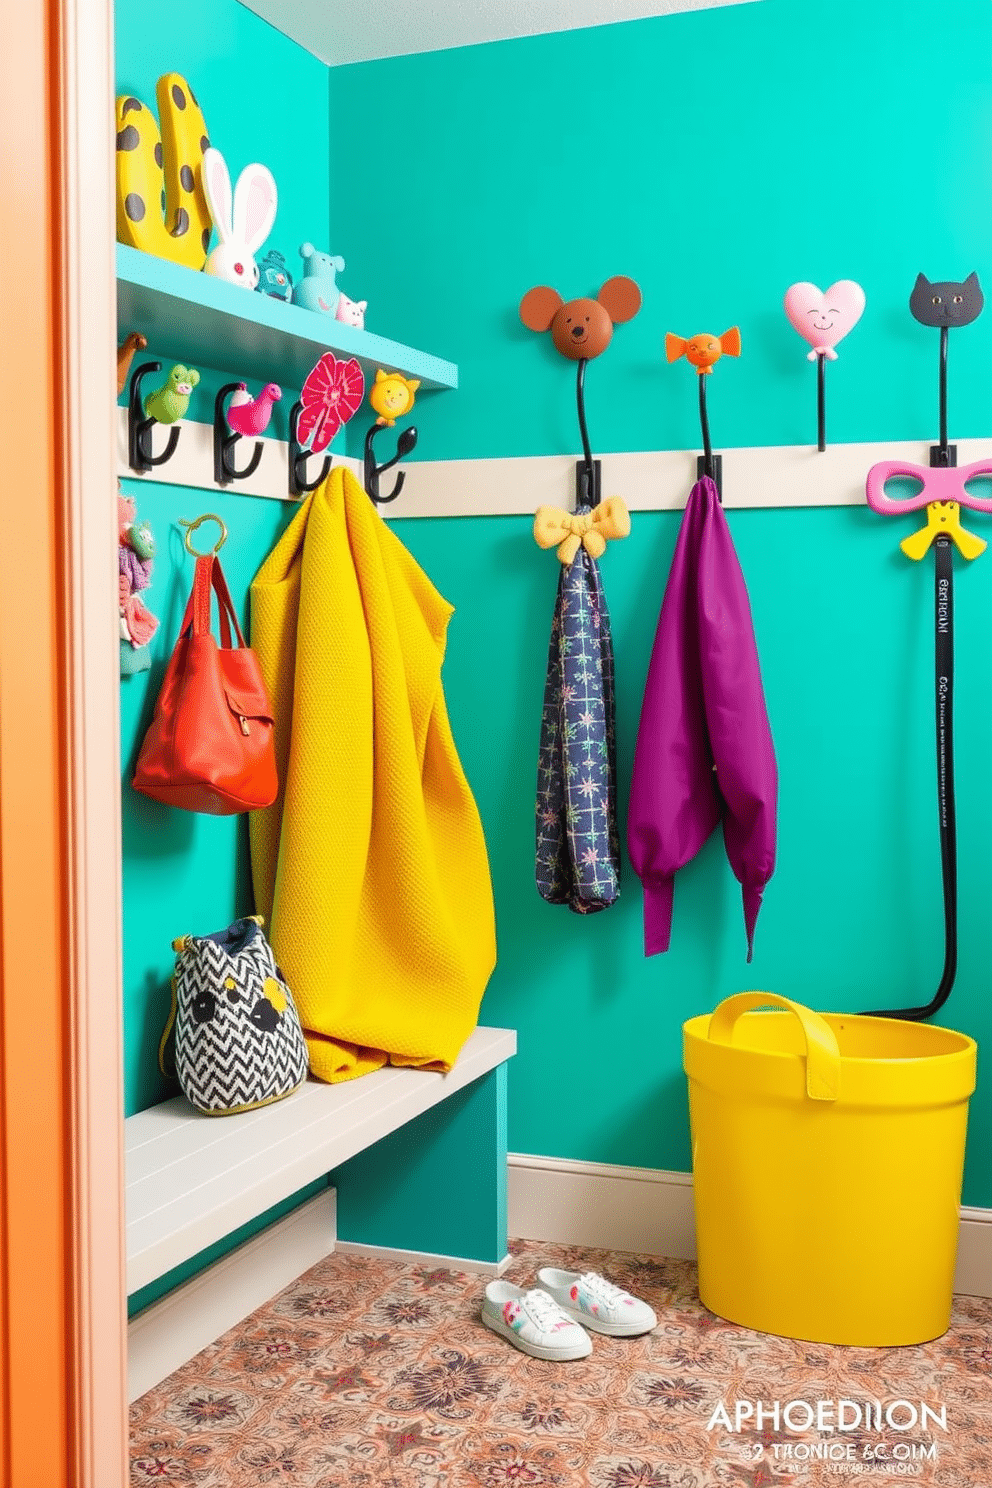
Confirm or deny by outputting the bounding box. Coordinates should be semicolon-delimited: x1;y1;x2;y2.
116;0;328;1113
120;0;991;1216
327;0;992;1208
330;0;992;464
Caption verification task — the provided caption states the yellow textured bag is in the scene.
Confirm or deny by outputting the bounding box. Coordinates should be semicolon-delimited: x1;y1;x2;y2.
683;991;976;1345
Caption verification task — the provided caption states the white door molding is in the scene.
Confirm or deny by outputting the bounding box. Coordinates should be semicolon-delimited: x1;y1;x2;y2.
60;0;129;1479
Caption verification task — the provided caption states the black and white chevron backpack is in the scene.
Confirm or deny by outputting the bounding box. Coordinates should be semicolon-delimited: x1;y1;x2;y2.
160;916;308;1115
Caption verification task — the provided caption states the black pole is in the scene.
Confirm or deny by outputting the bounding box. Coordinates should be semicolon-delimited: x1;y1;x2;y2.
939;324;948;459
817;353;826;453
576;359;595;503
863;536;957;1020
698;375;712;474
574;358;600;507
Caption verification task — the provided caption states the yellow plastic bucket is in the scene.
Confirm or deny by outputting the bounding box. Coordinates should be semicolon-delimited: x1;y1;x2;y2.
683;991;977;1346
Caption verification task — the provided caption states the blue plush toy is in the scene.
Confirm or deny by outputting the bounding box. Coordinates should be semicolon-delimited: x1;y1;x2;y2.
255;249;294;302
291;242;346;315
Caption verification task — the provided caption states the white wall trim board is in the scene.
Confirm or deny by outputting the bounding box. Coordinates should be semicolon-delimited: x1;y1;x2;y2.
507;1154;992;1299
127;1188;337;1402
391;439;992;518
334;1240;514;1276
116;416;992;520
116;405;359;502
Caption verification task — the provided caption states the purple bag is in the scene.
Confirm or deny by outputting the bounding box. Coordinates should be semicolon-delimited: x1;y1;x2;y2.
627;476;777;960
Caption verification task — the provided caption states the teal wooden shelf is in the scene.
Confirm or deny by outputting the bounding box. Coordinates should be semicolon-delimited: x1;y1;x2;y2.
116;244;458;393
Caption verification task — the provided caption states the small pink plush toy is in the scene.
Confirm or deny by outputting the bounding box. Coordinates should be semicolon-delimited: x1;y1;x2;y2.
335;292;367;329
118;489;158;676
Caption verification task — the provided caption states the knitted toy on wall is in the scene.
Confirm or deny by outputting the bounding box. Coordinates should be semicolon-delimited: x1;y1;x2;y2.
143;365;200;424
119;490;159;677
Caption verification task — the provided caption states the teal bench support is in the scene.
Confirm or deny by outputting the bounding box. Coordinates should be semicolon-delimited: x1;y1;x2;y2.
332;1063;508;1265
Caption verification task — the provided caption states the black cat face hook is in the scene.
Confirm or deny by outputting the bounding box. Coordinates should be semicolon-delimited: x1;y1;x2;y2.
910;272;983;467
910;272;984;329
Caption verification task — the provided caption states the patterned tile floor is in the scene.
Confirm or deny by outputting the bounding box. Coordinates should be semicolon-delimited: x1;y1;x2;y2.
130;1238;992;1487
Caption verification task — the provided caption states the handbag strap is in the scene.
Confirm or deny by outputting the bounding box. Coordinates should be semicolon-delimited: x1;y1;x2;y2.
178;555;247;649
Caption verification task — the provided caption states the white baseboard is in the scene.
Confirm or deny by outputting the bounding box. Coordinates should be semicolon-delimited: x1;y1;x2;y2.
509;1154;696;1261
128;1193;512;1401
507;1154;992;1299
128;1159;989;1403
956;1206;992;1298
127;1188;337;1402
335;1239;513;1276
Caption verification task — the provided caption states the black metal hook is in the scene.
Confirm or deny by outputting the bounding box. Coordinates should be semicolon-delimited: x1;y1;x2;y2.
287;400;333;497
574;358;601;509
931;325;956;469
816;352;827;454
214;382;264;486
128;361;182;474
364;422;418;505
695;374;723;500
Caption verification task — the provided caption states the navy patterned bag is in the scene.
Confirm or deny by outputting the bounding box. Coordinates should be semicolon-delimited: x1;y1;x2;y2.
535;509;622;914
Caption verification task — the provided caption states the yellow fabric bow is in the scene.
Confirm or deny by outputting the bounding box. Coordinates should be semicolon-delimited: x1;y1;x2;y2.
533;496;631;564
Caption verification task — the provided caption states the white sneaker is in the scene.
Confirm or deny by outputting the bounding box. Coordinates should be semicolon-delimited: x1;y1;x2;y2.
481;1280;593;1360
536;1268;657;1336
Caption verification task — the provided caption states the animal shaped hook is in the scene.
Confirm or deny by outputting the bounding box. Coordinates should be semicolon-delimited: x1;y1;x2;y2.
213;381;278;485
909;272;984;468
128;361;196;474
520;276;642;362
665;328;740;374
117;332;148;396
666;329;740;499
520;276;642;508
364;423;418;505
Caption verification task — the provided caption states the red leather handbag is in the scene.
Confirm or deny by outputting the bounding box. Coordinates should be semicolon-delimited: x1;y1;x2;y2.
133;554;277;814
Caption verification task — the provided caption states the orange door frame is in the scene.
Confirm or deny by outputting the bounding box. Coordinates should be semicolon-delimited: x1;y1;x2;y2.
0;0;127;1480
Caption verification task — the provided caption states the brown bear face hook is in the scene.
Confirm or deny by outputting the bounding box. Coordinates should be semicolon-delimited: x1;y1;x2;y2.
519;276;642;360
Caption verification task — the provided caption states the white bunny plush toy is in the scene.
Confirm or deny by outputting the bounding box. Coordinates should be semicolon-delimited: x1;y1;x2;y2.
202;147;277;289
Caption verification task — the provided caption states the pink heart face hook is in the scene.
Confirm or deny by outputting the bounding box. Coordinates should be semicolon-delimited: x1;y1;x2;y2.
784;281;866;361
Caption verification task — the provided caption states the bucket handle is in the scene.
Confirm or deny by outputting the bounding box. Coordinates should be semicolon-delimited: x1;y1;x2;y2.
707;991;841;1102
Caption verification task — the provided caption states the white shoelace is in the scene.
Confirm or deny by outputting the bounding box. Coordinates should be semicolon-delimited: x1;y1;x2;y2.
577;1272;630;1306
523;1289;573;1331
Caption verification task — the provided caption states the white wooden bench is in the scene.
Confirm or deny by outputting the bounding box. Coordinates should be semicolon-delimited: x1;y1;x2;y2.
125;1024;515;1398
